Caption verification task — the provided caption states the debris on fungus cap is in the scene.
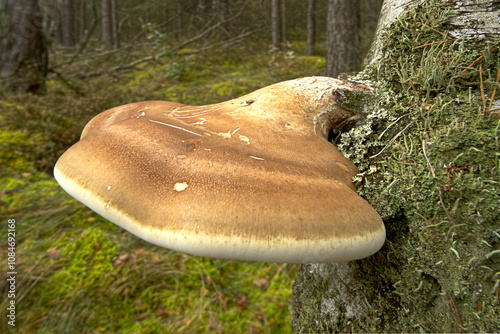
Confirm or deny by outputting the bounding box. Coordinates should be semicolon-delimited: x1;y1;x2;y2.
54;76;385;263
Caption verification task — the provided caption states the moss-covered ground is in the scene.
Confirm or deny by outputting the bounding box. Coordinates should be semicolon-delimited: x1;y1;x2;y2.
0;42;325;333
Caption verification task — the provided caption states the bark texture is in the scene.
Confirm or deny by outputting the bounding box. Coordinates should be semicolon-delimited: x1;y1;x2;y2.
0;0;48;93
271;0;281;50
306;0;316;56
325;0;361;77
61;0;76;47
365;0;500;67
291;0;500;332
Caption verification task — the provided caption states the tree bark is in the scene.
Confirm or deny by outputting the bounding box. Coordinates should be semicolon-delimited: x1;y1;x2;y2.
0;0;48;93
325;0;361;77
176;0;182;41
291;0;500;332
271;0;281;50
365;0;500;68
306;0;316;56
102;0;112;49
61;0;76;47
111;0;119;49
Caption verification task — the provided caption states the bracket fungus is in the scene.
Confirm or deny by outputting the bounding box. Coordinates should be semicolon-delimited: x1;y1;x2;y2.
54;76;385;263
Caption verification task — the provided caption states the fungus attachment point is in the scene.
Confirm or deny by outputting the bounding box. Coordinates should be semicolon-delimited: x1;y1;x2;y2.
54;77;385;263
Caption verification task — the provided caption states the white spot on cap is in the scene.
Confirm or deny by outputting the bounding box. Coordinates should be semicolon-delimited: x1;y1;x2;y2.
217;131;231;139
173;182;188;192
192;118;206;125
107;186;111;190
239;135;250;145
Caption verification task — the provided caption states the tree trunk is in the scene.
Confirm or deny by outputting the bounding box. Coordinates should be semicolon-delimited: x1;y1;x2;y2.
111;0;119;49
0;0;48;94
61;0;76;47
325;0;361;77
306;0;316;56
176;0;182;41
291;0;500;332
102;0;112;49
271;0;281;50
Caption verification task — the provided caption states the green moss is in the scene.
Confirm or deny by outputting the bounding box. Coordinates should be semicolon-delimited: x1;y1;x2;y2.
329;2;500;332
290;2;499;333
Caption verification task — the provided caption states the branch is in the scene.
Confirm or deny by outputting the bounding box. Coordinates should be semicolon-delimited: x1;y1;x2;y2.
74;56;156;79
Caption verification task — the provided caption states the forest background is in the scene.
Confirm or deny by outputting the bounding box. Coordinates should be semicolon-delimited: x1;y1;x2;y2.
0;0;384;333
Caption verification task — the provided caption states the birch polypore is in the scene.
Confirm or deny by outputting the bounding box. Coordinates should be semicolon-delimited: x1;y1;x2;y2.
54;77;385;263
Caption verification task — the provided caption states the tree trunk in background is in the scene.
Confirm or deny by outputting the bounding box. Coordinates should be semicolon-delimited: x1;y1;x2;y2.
0;0;48;93
176;0;182;41
281;0;286;51
111;0;119;49
306;0;316;56
80;0;87;40
271;0;281;50
61;0;76;46
325;0;360;77
102;0;112;49
360;0;383;58
291;0;500;332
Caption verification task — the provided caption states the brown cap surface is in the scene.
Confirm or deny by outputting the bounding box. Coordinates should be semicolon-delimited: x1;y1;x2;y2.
54;76;385;263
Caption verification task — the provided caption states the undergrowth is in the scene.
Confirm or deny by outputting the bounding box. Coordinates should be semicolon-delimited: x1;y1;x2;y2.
0;42;324;333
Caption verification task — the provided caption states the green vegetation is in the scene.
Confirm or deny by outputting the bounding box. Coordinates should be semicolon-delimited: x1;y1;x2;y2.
0;43;325;333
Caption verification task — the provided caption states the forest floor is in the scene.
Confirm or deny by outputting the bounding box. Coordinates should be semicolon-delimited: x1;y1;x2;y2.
0;40;326;333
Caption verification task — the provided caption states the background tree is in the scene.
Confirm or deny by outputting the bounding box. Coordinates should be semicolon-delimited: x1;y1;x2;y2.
271;0;281;50
306;0;316;56
60;0;76;47
102;0;119;49
0;0;48;93
325;0;361;77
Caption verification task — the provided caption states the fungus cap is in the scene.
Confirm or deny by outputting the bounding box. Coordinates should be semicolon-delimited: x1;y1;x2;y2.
54;76;385;263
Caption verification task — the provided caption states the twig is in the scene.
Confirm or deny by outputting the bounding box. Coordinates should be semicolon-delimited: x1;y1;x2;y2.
413;40;446;50
174;8;245;52
370;118;417;159
460;46;498;75
378;113;410;139
434;269;463;333
437;187;456;225
178;30;256;56
48;68;82;94
75;56;156;79
413;24;454;49
423;24;453;39
422;139;436;178
479;65;486;116
460;54;484;75
487;69;500;115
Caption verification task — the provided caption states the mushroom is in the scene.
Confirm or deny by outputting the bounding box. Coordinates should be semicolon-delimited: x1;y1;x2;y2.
54;76;385;263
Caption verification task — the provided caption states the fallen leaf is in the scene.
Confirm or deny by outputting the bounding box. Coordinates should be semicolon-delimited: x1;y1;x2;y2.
253;277;269;291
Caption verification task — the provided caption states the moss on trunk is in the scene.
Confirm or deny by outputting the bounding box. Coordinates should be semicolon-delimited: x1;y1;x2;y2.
291;1;499;332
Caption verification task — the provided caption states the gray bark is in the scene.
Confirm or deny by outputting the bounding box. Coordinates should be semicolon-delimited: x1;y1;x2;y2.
325;0;361;77
111;0;119;49
61;0;76;47
365;0;500;68
271;0;281;50
102;0;112;49
0;0;48;93
306;0;315;56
